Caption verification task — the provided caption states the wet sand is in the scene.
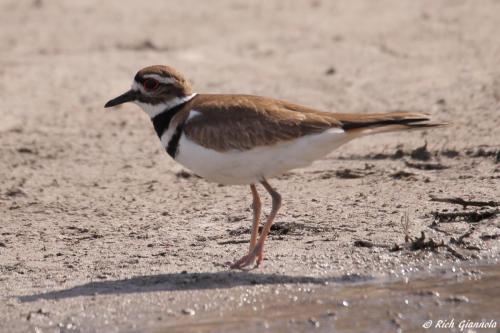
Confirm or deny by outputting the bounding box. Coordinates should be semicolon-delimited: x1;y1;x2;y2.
154;263;499;333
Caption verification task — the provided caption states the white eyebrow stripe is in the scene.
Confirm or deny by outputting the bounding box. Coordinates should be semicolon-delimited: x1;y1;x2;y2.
142;74;176;85
131;80;147;94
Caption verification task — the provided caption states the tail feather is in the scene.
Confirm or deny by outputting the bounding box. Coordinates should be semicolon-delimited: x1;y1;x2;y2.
334;111;447;136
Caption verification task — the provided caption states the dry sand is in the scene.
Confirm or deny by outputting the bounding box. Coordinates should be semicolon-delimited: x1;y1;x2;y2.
0;0;499;332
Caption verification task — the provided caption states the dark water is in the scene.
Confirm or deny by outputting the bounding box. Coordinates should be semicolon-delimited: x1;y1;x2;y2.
153;264;499;333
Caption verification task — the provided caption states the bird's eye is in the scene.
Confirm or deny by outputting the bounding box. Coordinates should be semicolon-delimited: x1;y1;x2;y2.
143;79;160;91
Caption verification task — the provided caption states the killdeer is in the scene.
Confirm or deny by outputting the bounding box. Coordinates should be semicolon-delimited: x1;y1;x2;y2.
105;65;445;269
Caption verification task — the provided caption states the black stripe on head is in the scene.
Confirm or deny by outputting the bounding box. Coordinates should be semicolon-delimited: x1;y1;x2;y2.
134;74;144;84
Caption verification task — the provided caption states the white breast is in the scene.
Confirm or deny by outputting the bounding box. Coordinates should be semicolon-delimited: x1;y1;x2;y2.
174;128;351;185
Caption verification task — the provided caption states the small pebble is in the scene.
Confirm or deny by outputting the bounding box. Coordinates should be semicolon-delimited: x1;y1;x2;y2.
181;308;195;315
325;67;336;75
445;295;469;303
325;310;336;317
308;317;320;327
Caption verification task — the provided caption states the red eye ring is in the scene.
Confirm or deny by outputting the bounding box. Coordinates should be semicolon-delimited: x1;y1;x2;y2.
143;78;160;91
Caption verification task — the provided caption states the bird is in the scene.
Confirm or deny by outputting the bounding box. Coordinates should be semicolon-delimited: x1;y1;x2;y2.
105;65;445;269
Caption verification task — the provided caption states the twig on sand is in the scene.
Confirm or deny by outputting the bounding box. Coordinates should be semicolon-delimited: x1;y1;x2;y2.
410;142;432;161
401;210;411;243
404;160;449;170
354;232;468;260
218;239;249;245
430;195;499;208
480;233;500;241
449;227;482;251
452;227;475;245
432;209;499;223
353;240;391;248
429;222;452;235
353;211;412;249
390;231;467;260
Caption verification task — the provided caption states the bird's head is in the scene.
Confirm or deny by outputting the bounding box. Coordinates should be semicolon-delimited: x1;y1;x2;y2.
104;65;194;117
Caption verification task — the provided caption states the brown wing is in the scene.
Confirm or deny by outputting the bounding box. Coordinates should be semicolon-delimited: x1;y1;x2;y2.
183;94;342;152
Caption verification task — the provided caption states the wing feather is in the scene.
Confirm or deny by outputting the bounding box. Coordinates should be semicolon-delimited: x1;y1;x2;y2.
183;95;340;151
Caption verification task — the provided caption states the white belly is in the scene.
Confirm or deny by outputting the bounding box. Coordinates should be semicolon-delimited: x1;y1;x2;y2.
175;128;350;185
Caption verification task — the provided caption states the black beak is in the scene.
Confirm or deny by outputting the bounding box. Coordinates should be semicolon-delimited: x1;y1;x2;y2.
104;90;138;108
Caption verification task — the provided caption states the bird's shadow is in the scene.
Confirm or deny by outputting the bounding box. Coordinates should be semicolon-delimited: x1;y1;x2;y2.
18;271;373;303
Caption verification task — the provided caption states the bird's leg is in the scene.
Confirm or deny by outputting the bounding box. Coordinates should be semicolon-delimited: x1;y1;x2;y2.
230;179;281;269
248;184;262;252
230;184;262;269
253;179;281;266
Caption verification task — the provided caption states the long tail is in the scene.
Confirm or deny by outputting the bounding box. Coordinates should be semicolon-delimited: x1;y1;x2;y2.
333;111;447;136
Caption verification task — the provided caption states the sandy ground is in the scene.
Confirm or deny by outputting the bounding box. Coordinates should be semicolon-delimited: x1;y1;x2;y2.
0;0;499;332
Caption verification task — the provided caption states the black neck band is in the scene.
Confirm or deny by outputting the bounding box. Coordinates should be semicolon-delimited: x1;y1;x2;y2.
151;99;192;159
151;100;189;138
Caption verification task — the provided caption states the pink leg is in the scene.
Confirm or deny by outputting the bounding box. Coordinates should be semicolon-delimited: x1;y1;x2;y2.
230;184;262;269
248;184;262;251
230;180;282;269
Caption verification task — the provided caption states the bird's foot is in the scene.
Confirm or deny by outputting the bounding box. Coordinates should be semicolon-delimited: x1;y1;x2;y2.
229;245;264;270
229;253;256;270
